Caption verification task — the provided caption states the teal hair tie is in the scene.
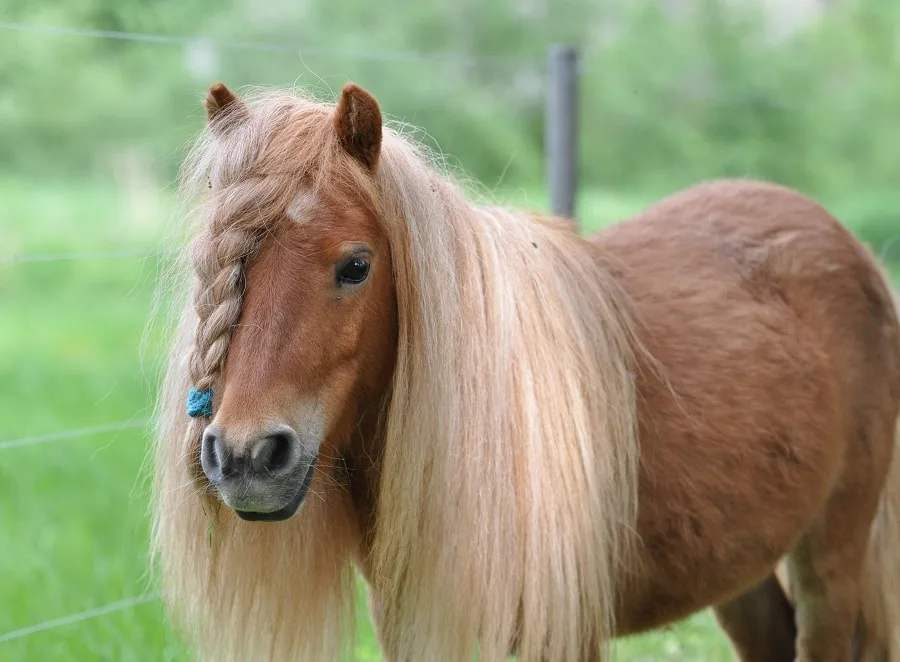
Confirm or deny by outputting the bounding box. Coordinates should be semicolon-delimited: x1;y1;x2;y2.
187;387;213;418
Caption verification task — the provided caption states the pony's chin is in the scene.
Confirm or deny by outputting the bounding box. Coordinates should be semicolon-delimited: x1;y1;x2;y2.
234;457;317;523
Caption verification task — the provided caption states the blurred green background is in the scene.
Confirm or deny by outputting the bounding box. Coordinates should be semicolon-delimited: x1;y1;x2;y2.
2;0;899;659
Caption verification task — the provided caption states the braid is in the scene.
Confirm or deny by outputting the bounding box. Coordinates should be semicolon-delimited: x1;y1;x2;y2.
183;222;259;485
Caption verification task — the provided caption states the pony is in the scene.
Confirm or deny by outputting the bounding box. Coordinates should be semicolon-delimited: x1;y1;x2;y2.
149;80;900;662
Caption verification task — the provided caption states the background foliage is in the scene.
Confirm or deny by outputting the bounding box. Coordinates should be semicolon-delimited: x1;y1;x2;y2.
4;0;900;206
2;0;899;659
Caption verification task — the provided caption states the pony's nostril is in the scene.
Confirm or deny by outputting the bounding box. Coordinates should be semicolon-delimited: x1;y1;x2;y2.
200;425;224;481
249;429;297;476
200;425;237;481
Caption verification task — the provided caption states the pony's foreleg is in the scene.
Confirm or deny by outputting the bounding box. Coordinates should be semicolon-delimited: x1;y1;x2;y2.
713;573;796;662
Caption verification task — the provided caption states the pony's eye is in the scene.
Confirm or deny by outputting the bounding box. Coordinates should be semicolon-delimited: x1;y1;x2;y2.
336;256;371;286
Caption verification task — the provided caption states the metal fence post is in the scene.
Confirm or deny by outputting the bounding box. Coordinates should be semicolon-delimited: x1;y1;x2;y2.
545;44;579;222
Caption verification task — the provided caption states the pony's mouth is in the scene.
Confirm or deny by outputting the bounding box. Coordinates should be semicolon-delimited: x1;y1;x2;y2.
234;457;317;523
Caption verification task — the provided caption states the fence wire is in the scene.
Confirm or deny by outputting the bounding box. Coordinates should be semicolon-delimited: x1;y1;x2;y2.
0;248;161;265
0;20;539;67
0;419;151;452
0;593;160;644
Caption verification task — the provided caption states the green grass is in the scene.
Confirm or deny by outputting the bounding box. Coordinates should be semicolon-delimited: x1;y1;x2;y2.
2;176;897;661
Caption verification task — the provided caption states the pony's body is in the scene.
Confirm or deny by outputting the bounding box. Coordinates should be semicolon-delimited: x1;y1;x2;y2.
593;182;899;646
151;84;900;662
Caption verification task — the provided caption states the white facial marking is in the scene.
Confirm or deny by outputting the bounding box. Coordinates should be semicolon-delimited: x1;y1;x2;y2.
285;189;319;226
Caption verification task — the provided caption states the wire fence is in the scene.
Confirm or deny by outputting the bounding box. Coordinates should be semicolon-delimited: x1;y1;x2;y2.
0;248;161;265
0;419;151;452
0;20;540;68
0;594;161;645
1;16;558;654
0;416;157;642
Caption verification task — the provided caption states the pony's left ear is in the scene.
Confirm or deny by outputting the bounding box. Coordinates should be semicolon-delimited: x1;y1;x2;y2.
205;82;248;133
334;83;382;171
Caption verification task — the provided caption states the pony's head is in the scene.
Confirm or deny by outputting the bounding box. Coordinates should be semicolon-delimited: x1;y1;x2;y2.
184;82;397;521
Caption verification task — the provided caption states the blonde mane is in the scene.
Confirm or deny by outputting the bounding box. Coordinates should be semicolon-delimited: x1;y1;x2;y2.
150;86;642;661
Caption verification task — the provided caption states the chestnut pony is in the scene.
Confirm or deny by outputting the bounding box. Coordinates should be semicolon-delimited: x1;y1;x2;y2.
150;81;900;662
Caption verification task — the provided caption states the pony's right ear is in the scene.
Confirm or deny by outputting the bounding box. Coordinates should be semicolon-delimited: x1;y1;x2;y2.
204;82;247;132
333;83;383;171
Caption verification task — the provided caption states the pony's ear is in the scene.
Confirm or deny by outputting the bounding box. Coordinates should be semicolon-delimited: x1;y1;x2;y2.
205;82;247;132
333;83;382;171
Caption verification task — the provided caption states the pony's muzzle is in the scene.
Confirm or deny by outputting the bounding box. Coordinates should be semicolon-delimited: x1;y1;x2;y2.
200;423;316;522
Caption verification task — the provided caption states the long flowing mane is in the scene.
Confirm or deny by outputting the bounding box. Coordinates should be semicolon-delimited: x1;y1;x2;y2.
150;86;643;661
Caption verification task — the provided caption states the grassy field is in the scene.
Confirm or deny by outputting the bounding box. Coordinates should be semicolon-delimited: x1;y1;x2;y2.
2;175;896;661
